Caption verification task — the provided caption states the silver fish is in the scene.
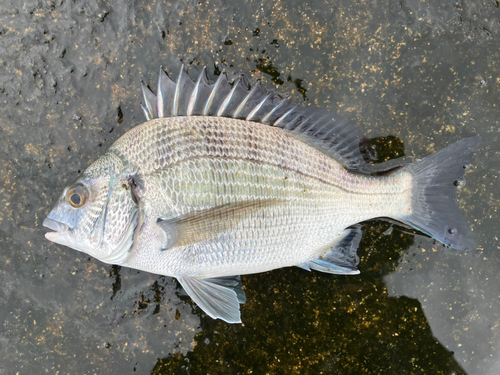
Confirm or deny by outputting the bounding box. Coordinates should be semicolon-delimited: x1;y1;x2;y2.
43;66;480;323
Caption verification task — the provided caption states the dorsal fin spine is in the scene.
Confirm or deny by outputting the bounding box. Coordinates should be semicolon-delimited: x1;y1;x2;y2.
140;103;151;121
187;67;205;116
173;66;184;116
141;81;156;119
157;67;165;118
261;99;286;124
274;107;295;126
157;68;176;118
233;81;259;118
217;76;241;117
285;115;302;131
204;73;224;115
246;92;271;121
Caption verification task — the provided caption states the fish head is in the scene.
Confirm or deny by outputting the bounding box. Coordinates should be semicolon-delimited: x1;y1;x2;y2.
43;169;114;256
43;157;138;264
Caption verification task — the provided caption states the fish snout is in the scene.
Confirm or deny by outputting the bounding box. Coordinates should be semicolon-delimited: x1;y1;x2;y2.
43;218;69;241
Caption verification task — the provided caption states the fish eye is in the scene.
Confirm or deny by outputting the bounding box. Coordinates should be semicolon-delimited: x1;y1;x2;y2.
66;184;89;208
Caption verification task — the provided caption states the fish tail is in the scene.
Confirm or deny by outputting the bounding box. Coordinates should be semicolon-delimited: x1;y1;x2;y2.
401;137;481;251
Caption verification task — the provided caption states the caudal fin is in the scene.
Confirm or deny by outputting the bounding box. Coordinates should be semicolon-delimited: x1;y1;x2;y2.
402;137;481;251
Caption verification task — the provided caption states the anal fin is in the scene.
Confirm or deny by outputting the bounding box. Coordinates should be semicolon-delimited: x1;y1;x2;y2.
300;227;363;275
177;275;245;323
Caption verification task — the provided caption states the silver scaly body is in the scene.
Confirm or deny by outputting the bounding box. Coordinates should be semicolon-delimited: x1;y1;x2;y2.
44;66;480;323
108;116;412;277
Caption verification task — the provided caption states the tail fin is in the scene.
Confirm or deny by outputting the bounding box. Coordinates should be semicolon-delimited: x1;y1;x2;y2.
402;137;481;251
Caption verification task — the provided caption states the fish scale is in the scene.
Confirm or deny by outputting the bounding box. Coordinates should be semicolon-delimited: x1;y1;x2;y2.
44;66;480;323
115;116;410;277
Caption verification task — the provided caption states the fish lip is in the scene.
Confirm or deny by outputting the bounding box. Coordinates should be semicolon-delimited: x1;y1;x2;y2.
43;218;70;240
43;217;69;232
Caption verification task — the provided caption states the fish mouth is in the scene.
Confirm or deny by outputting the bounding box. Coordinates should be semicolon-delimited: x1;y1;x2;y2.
43;218;70;241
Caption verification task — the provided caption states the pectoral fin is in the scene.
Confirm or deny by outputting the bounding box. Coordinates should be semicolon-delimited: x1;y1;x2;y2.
299;226;363;275
177;275;245;323
157;199;283;250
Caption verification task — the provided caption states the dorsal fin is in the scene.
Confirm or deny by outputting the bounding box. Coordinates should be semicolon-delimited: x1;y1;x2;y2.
157;67;176;118
141;66;373;169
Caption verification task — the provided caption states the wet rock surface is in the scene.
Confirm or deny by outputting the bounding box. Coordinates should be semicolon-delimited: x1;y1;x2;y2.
0;0;499;373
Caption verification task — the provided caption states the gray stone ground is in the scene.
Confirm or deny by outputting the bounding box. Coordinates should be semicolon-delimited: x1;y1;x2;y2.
0;0;499;374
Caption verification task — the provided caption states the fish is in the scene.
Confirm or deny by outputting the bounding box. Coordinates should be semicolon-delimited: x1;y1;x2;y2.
43;66;480;323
